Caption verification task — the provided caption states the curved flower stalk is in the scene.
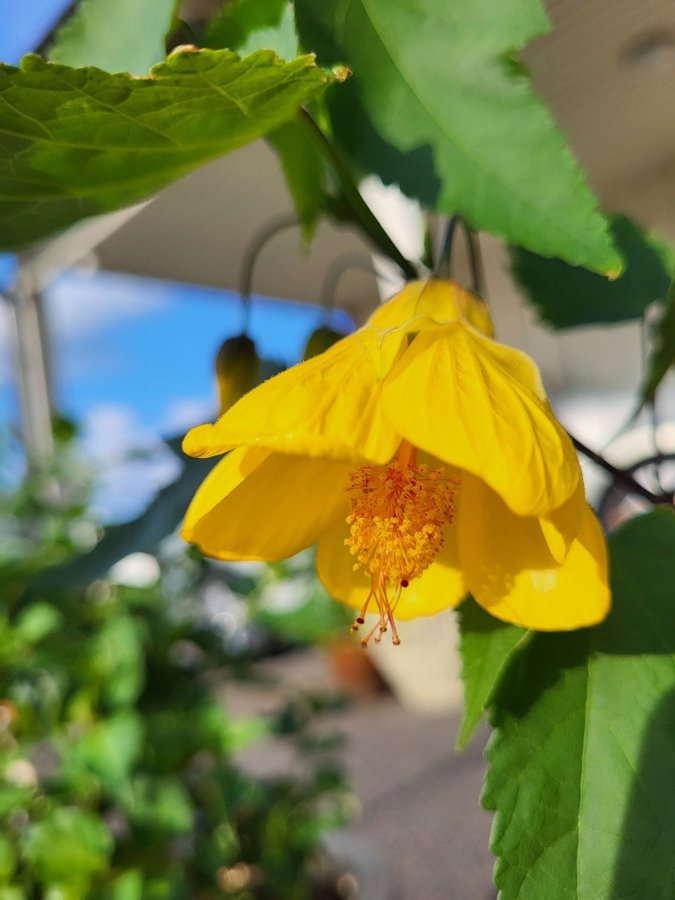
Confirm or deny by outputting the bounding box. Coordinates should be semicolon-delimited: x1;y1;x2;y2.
182;279;609;645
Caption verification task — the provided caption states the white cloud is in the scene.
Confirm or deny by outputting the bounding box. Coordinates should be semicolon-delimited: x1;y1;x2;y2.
46;269;171;343
159;395;215;437
80;402;181;523
0;268;172;388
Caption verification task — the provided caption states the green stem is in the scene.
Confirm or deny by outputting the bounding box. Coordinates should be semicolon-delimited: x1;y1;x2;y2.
299;109;418;281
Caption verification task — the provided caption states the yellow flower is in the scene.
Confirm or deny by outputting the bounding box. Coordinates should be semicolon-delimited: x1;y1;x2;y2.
181;279;610;644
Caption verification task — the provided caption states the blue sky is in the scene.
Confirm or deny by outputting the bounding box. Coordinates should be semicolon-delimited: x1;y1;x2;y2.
1;267;353;435
0;269;353;519
0;0;73;63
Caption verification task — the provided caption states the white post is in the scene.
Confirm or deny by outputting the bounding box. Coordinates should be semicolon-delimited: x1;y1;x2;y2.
6;278;55;464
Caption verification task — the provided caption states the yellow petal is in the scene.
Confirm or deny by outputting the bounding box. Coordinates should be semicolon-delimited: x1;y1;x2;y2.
183;328;403;464
381;322;579;515
368;277;494;336
181;447;353;561
457;475;610;630
539;482;587;564
316;515;466;620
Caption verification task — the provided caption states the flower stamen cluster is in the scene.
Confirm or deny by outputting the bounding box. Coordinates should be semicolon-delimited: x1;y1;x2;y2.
345;442;458;645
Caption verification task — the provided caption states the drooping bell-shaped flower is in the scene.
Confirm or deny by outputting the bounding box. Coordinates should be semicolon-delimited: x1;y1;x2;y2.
182;279;609;644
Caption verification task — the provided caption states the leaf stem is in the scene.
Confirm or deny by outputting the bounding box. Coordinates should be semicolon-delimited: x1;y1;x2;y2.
299;108;418;281
569;433;672;505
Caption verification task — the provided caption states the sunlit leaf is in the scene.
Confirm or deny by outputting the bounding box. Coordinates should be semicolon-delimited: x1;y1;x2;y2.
483;510;675;899
49;0;178;74
64;711;144;791
295;0;619;274
511;215;675;328
0;49;335;250
98;870;143;900
24;808;112;887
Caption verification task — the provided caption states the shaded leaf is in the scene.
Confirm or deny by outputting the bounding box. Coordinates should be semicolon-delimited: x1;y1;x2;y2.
483;510;675;899
205;0;298;60
49;0;178;75
295;0;619;274
125;776;194;835
639;278;675;406
33;442;217;589
456;597;528;749
511;215;675;329
0;49;335;250
268;120;327;240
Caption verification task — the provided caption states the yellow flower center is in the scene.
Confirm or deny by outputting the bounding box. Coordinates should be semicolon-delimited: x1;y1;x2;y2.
345;441;458;646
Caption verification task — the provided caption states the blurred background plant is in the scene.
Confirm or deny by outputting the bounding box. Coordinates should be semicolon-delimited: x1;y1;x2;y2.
0;421;355;900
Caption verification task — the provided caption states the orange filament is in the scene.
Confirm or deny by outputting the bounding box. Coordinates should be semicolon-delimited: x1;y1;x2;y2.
345;442;458;646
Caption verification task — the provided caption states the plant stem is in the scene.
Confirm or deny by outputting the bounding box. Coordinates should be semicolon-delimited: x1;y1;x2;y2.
436;214;483;294
299;109;418;281
570;434;672;505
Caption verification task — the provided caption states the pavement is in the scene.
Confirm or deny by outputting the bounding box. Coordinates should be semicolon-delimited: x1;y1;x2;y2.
222;642;496;900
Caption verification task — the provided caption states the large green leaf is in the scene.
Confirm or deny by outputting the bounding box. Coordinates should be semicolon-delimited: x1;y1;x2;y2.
294;0;619;275
0;49;334;250
49;0;178;74
483;510;675;899
511;215;675;329
456;597;528;750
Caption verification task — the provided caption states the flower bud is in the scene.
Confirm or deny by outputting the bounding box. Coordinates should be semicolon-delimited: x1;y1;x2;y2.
215;334;260;415
302;326;345;361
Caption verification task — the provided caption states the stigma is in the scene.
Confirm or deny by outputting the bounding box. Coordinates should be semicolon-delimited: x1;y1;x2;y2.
345;441;458;646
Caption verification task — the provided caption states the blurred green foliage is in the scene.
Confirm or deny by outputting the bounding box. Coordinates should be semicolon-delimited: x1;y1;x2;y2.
0;433;352;899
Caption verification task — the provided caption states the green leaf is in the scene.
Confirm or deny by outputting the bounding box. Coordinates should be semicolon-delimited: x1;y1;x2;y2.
294;0;619;274
14;602;63;644
511;215;675;329
98;870;143;900
125;776;194;835
23;808;112;887
33;442;217;589
65;711;144;791
267;120;327;240
49;0;178;75
0;49;335;250
456;597;529;750
639;278;675;406
483;510;675;899
0;836;17;884
205;0;298;60
90;615;145;708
